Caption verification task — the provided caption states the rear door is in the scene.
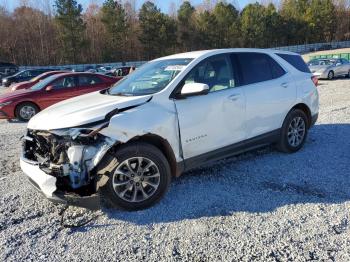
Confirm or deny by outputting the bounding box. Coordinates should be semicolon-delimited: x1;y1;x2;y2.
340;59;350;75
39;75;78;109
235;52;296;139
77;74;110;94
334;59;344;76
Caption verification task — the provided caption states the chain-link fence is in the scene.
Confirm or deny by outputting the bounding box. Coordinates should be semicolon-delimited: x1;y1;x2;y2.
271;40;350;54
19;40;350;71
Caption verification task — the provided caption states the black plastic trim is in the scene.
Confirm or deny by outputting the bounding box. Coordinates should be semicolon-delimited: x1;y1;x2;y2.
311;113;318;127
182;129;281;172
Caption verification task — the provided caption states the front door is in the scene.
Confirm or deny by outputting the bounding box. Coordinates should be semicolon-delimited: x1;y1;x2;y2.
174;54;246;160
39;75;78;109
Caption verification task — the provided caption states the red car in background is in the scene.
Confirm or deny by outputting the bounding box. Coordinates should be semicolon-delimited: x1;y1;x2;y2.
0;72;120;121
9;71;66;92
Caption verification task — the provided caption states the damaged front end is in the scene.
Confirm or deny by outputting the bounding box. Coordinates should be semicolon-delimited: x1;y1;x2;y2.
21;123;116;209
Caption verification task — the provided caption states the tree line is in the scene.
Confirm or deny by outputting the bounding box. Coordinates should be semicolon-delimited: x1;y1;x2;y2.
0;0;349;66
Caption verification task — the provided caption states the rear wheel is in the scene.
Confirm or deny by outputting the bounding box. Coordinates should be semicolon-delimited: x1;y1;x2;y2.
327;70;334;80
277;109;308;153
347;70;350;78
15;102;39;122
101;142;171;210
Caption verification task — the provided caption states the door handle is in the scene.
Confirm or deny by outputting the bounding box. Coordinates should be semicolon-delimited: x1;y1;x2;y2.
281;82;288;88
227;94;240;101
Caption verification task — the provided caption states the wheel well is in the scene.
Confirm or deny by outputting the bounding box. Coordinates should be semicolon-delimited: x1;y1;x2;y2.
291;103;312;127
127;134;179;177
14;101;40;117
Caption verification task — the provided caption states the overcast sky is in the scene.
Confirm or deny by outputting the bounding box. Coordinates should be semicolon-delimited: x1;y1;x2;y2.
1;0;256;13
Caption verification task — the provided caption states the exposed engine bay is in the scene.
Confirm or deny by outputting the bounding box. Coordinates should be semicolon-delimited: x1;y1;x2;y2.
22;125;116;195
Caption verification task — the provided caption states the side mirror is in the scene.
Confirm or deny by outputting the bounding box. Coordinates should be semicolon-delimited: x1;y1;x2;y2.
336;63;341;66
45;85;53;91
180;83;209;97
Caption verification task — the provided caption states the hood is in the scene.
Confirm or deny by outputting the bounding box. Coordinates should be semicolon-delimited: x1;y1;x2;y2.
28;91;152;130
0;88;36;102
308;65;330;72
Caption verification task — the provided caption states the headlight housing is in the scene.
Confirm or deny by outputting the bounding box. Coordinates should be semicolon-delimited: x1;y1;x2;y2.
0;101;12;107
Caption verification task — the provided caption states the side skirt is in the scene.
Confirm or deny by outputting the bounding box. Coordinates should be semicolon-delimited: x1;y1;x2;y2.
182;129;281;172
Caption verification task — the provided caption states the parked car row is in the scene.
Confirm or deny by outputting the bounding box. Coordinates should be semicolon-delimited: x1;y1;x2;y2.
1;64;136;87
307;58;350;80
0;72;120;121
9;71;67;91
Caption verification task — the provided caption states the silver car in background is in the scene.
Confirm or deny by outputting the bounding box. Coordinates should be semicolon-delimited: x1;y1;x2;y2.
308;58;350;80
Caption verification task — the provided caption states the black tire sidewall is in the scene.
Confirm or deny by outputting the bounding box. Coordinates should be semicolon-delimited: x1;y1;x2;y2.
103;142;171;211
328;71;334;80
279;109;308;153
15;102;39;122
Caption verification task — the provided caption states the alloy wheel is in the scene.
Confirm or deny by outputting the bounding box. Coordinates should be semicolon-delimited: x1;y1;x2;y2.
112;157;161;203
287;116;306;147
19;105;36;120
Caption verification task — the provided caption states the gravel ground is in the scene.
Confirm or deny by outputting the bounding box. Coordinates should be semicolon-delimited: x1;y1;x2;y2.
0;79;349;261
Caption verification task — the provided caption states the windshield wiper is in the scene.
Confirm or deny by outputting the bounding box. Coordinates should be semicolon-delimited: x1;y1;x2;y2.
112;92;134;96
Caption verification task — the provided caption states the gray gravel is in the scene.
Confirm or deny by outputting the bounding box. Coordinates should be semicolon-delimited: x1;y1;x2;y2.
1;79;350;261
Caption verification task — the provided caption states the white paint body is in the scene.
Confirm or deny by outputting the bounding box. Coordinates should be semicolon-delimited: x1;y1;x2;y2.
27;48;319;166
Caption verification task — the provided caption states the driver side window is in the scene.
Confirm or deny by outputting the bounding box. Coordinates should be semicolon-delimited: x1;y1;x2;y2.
183;55;235;93
51;76;76;90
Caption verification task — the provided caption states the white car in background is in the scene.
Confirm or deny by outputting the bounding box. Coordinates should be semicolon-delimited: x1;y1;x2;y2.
20;49;319;210
308;58;350;79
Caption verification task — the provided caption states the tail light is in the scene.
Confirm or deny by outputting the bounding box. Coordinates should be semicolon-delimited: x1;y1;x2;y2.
311;76;318;87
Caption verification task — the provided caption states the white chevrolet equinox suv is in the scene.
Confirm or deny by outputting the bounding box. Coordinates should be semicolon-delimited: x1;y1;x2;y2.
21;49;319;210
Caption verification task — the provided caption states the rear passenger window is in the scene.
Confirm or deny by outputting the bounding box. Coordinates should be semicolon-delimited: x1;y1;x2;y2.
51;76;76;89
269;57;286;78
78;75;102;86
341;59;349;64
276;53;311;73
236;53;284;85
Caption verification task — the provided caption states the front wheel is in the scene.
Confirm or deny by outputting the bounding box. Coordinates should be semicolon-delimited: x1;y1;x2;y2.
327;70;334;80
101;142;171;210
277;109;308;153
15;102;39;122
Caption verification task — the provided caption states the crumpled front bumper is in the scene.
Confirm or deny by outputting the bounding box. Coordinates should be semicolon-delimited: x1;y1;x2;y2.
20;157;101;210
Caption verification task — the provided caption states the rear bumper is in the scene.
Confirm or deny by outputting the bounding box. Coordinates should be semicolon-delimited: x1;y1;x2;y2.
20;157;100;210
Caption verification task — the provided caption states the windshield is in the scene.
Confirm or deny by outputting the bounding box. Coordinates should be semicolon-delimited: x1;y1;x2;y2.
31;75;58;90
108;58;192;96
308;59;336;66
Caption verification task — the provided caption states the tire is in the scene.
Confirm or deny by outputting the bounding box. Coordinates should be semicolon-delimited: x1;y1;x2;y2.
327;70;334;80
15;102;39;122
277;109;308;153
101;142;171;211
347;70;350;78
